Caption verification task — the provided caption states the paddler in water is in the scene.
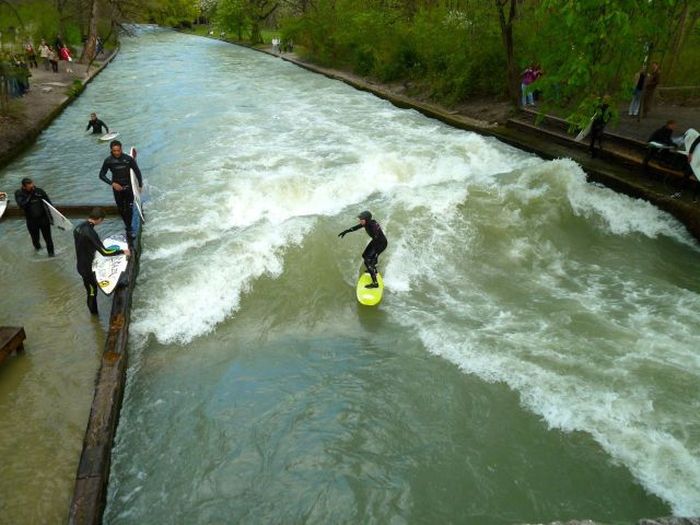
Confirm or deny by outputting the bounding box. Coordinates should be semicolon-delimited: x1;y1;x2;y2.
73;207;130;315
86;112;109;134
338;210;388;288
98;140;142;237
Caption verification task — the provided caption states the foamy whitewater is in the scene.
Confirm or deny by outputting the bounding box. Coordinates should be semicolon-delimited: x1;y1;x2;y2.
5;28;697;520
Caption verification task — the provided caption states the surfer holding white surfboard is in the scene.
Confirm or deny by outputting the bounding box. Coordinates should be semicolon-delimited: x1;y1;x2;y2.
98;140;143;238
14;177;55;257
339;210;388;292
73;207;130;315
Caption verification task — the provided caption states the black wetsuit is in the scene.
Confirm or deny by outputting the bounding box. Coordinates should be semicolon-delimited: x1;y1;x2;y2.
86;118;108;134
590;102;611;158
98;153;143;233
343;220;388;282
644;125;676;168
14;187;54;256
73;220;124;314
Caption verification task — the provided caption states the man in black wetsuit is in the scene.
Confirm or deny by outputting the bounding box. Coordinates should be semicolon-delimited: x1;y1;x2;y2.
589;95;612;158
73;207;129;314
86;112;109;134
98;140;142;236
644;120;678;170
338;210;388;288
14;177;55;257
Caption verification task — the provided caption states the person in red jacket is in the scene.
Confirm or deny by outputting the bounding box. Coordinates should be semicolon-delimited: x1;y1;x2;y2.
59;45;73;73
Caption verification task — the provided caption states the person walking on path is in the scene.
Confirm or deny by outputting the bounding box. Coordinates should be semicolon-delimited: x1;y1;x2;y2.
39;39;50;70
338;210;388;289
59;45;73;73
628;68;645;116
24;41;38;69
642;62;660;118
14;177;55;257
48;46;59;73
98;140;143;237
589;96;612;158
73;207;130;314
86;113;109;134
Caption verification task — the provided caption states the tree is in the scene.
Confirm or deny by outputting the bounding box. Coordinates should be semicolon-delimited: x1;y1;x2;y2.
247;0;279;44
80;0;98;63
494;0;522;107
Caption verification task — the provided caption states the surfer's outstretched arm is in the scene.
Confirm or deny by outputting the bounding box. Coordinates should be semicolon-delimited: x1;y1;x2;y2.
338;224;362;238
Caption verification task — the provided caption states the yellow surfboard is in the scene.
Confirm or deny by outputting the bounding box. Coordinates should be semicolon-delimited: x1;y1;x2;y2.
356;273;384;306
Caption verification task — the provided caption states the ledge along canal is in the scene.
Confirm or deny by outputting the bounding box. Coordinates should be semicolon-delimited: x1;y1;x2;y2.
1;27;699;524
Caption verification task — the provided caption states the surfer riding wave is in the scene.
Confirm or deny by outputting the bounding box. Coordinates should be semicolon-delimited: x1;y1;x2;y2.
338;210;387;288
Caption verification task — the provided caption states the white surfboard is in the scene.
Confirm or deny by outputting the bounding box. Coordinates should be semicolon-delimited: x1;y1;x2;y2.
129;147;145;223
574;117;593;142
99;132;119;142
42;199;73;231
683;128;700;179
0;193;7;219
92;234;128;295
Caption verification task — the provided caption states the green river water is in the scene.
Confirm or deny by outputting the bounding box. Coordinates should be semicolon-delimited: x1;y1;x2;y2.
1;27;699;524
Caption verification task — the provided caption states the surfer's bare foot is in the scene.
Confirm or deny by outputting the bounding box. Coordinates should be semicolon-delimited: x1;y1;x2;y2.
365;282;379;289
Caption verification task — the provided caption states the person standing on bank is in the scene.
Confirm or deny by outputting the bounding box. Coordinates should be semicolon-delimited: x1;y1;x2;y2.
338;210;388;289
86;112;109;134
98;140;142;236
642;62;660;118
589;96;612;158
73;207;130;314
14;177;55;257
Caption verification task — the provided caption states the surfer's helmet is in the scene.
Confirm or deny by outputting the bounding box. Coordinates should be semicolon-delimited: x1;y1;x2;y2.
357;210;372;221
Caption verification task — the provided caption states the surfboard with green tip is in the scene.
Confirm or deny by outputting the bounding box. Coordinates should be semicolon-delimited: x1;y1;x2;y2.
356;272;384;306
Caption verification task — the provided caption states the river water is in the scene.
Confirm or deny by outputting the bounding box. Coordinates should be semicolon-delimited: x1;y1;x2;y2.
1;27;699;523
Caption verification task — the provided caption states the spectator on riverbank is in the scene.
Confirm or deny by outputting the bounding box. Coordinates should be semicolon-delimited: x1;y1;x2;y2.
39;39;51;70
48;46;59;73
642;62;660;118
5;55;31;97
521;65;538;107
24;41;38;69
96;36;104;57
628;68;645;116
54;34;64;52
589;95;612;158
59;45;73;73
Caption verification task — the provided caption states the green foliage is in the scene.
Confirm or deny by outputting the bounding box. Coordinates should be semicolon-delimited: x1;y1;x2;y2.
267;0;700;111
67;79;84;98
519;0;698;120
143;0;200;25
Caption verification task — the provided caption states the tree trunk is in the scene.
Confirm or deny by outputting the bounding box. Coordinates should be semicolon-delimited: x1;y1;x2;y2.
80;0;98;64
250;19;262;44
495;0;520;107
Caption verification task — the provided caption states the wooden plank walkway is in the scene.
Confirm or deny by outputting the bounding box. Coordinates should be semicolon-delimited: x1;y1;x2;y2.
0;327;26;366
